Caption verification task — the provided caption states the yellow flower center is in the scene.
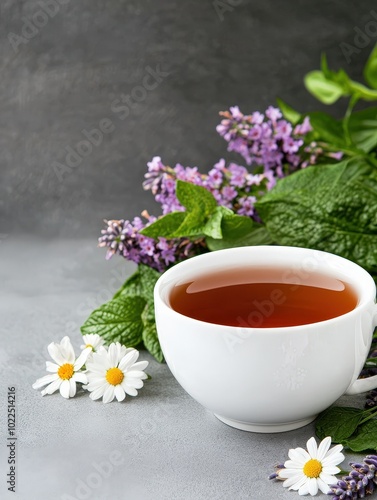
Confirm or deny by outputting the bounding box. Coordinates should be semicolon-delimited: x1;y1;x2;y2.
106;367;124;386
303;459;322;478
58;363;74;380
85;344;94;349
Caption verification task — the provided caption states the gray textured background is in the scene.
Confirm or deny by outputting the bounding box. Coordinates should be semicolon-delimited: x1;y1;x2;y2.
1;1;377;499
1;0;376;238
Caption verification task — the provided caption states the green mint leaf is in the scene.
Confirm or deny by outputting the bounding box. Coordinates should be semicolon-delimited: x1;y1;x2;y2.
315;406;364;443
201;206;230;239
276;98;301;125
176;180;217;216
139;212;186;239
206;212;272;251
142;321;164;363
113;264;161;301
304;71;345;104
348;107;377;153
364;44;377;90
256;158;377;272
307;111;345;147
169;211;206;237
81;296;146;346
345;419;377;452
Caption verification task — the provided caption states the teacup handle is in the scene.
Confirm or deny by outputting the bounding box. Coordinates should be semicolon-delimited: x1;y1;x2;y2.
345;304;377;396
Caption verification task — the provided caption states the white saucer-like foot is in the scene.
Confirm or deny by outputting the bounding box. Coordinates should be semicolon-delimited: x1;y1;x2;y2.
214;414;317;433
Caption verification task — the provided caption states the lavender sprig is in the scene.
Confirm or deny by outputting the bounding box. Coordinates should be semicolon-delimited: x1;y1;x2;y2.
143;156;274;220
98;215;204;272
216;105;341;174
328;455;377;499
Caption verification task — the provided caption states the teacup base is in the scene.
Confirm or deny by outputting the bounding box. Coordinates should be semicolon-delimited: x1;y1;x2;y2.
214;414;317;433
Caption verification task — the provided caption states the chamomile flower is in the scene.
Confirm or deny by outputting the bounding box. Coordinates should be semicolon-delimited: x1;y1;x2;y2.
85;343;148;403
273;436;344;496
32;336;90;399
80;334;105;353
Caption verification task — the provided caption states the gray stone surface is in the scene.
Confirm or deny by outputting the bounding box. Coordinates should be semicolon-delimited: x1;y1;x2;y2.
0;239;367;500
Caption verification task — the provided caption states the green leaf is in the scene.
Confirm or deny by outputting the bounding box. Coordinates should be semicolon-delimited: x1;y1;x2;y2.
176;180;217;216
142;321;164;363
140;212;186;239
345;419;377;452
348;107;377;153
81;296;146;346
201;206;232;239
141;181;218;239
113;264;161;301
304;71;345;104
307;111;345;146
256;158;377;273
315;406;364;443
206;212;273;251
276;98;301;125
364;44;377;90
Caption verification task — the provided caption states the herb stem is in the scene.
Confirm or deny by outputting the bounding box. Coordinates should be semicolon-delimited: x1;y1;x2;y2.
342;95;359;146
359;406;377;426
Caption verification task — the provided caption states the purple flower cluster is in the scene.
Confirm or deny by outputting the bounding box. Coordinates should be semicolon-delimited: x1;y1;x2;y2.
328;456;377;499
100;104;339;270
98;217;201;272
143;156;273;220
216;105;312;175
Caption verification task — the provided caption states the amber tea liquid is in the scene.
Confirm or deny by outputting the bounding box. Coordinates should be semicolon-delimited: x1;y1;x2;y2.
169;267;358;328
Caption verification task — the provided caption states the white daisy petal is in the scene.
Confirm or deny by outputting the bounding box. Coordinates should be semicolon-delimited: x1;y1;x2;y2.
317;477;332;494
60;379;71;399
126;370;148;379
288;447;310;464
284;460;305;470
324;443;343;458
45;361;59;373
289;475;308;491
319;472;338;484
122;383;138;396
317;436;332;461
130;360;149;371
41;378;62;396
119;349;139;371
32;373;59;389
298;481;310;496
322;450;344;466
108;343;119;367
89;386;106;400
322;466;341;476
306;437;318;458
103;385;115;404
47;342;66;365
114;385;126;402
308;477;318;496
73;372;87;385
282;474;304;488
69;379;76;398
60;336;75;363
74;347;91;370
124;378;143;389
279;469;303;478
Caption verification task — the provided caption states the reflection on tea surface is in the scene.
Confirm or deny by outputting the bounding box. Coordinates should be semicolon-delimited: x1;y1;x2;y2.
169;267;357;328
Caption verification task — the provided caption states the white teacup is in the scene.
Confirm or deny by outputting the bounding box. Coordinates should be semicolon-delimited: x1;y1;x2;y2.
154;246;377;433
